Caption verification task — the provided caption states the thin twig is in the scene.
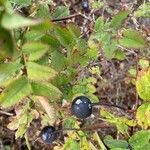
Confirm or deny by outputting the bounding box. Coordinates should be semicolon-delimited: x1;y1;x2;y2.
51;13;81;22
0;110;14;116
51;12;92;22
92;102;130;112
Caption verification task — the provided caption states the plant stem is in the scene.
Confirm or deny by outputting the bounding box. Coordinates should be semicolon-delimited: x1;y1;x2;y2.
92;102;128;111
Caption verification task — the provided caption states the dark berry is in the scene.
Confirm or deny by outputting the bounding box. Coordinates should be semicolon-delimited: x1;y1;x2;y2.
40;126;57;144
81;0;90;12
71;96;92;119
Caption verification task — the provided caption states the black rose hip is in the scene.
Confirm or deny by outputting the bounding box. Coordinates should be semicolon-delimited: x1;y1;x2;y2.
71;96;92;119
40;126;57;144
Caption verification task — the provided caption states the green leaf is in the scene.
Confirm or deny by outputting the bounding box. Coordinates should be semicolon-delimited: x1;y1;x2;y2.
129;130;150;149
26;62;57;81
136;69;150;100
93;132;107;150
136;103;150;129
80;137;91;150
110;10;129;29
31;20;54;32
140;143;150;150
94;17;105;32
100;108;136;135
25;133;31;150
64;138;80;150
41;35;61;51
16;112;34;139
31;82;62;101
119;29;148;49
0;27;14;59
104;135;129;149
91;1;104;9
67;23;81;39
22;41;49;61
63;117;77;128
139;59;149;69
54;26;75;51
24;30;44;41
114;50;126;60
51;50;66;71
8;0;32;6
15;123;27;139
36;54;49;65
36;4;50;19
0;76;32;108
128;68;136;77
134;2;150;17
0;62;22;85
1;13;40;30
103;41;117;59
52;6;69;19
86;47;99;60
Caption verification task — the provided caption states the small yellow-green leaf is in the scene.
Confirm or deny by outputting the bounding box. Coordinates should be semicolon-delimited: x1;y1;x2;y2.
136;103;150;129
136;69;150;100
80;137;91;150
110;10;129;29
139;59;149;69
0;76;32;108
104;135;129;149
134;2;150;17
129;130;150;149
94;17;105;32
26;62;57;82
119;29;148;49
15;123;27;139
52;6;69;19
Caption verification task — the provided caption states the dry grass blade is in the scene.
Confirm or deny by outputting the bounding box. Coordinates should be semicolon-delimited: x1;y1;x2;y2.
36;96;56;124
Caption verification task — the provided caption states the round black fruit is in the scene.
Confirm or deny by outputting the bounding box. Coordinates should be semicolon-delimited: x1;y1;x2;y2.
40;126;57;144
81;0;90;12
71;96;92;119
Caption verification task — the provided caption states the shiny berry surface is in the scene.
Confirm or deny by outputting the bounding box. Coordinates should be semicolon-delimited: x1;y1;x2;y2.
40;126;57;144
71;96;92;119
81;0;90;12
